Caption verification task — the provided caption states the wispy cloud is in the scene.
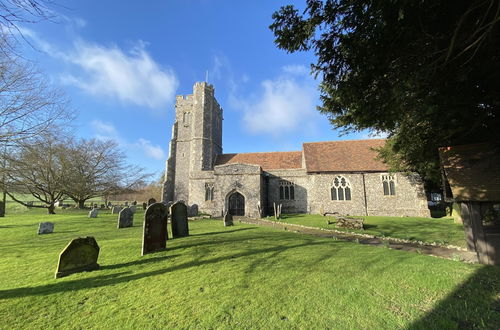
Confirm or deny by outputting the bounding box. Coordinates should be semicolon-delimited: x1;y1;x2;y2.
91;120;165;160
22;29;178;110
232;65;320;136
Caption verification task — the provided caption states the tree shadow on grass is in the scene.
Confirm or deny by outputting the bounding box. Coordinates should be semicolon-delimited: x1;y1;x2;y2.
0;239;347;300
408;265;500;329
189;227;257;237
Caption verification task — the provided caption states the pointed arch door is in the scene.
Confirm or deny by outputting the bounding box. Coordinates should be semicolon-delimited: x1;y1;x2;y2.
228;192;245;216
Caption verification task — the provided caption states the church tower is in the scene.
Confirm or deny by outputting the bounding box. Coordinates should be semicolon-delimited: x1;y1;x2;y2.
163;82;223;203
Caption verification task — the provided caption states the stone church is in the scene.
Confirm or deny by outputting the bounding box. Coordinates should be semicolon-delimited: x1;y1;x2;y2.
163;82;430;218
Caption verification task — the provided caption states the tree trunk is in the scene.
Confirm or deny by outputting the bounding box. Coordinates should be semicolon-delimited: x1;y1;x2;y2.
0;190;6;217
48;204;56;214
78;199;86;209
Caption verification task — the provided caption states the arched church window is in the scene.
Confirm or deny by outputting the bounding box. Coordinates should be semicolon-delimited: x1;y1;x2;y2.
279;181;295;200
331;176;351;201
381;174;396;196
205;183;214;201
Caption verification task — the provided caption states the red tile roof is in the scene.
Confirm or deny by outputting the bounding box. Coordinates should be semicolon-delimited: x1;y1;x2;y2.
303;139;388;172
215;151;302;170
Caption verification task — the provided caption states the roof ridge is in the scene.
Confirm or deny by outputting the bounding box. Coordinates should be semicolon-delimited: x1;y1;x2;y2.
219;150;301;155
303;138;386;145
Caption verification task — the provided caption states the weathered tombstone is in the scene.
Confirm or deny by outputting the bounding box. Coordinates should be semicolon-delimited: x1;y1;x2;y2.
170;201;189;237
117;207;134;228
188;204;198;217
223;211;233;226
132;201;137;206
147;198;157;206
111;206;122;214
142;202;169;255
130;205;137;214
107;201;112;209
55;236;100;278
142;202;147;210
93;203;98;209
124;201;129;206
88;208;98;218
38;222;54;234
100;204;105;209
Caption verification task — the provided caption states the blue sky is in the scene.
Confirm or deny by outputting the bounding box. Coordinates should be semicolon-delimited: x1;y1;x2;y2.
20;0;377;178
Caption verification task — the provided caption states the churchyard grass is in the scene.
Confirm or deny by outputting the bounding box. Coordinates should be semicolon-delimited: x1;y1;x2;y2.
1;209;499;328
275;214;467;248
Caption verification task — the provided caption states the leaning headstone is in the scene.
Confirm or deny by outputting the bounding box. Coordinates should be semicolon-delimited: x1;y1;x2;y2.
142;202;147;210
188;204;198;217
38;222;54;234
170;201;189;238
130;205;137;214
224;211;233;227
88;208;98;218
111;206;122;214
55;236;100;278
117;207;134;228
147;198;157;206
132;201;137;206
142;203;169;255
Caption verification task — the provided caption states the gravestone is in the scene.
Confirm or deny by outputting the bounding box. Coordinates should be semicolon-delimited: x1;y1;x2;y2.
55;236;100;278
336;216;364;230
111;206;122;214
88;208;98;218
130;205;137;214
188;204;198;217
147;198;157;206
117;207;134;228
170;201;189;237
107;201;112;209
132;201;137;205
142;202;169;255
124;201;129;206
142;202;147;210
38;222;54;234
223;211;233;227
100;204;105;209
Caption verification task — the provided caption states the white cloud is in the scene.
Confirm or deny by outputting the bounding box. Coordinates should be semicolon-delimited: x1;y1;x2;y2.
282;64;310;76
64;41;178;109
91;120;165;160
22;28;178;110
136;138;166;160
235;67;319;136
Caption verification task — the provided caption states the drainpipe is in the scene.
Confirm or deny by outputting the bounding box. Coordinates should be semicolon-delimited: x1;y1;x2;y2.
362;173;368;216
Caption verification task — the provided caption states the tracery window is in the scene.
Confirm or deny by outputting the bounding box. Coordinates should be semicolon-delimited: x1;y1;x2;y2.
331;176;351;201
205;183;214;201
381;174;396;196
279;181;295;200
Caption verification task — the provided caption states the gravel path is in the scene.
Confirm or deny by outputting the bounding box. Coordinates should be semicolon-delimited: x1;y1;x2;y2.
237;217;479;263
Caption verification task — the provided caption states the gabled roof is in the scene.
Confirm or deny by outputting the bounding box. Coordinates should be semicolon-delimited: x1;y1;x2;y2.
302;139;388;172
215;151;302;170
439;143;500;202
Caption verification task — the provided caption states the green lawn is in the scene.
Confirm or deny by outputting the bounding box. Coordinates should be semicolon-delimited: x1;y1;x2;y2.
275;214;468;248
0;209;499;329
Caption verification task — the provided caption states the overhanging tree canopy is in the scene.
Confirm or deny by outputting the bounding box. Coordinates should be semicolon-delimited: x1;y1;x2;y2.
270;0;500;185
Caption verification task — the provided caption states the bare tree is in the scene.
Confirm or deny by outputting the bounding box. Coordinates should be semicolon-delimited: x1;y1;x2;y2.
3;132;67;214
0;0;55;53
61;138;151;208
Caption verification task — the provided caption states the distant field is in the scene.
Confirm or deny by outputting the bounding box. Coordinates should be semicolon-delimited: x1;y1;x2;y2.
0;209;499;328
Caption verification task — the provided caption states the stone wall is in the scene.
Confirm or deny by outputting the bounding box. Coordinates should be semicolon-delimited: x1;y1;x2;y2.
213;163;262;218
265;169;309;214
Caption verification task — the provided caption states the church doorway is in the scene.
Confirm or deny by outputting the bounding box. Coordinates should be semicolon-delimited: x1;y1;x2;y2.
228;192;245;216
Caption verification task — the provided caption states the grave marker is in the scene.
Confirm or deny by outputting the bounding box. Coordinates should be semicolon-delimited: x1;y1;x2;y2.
111;206;122;214
55;236;100;278
142;203;169;255
224;211;233;227
88;208;98;218
170;201;189;237
38;222;54;234
118;207;134;228
147;198;157;206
